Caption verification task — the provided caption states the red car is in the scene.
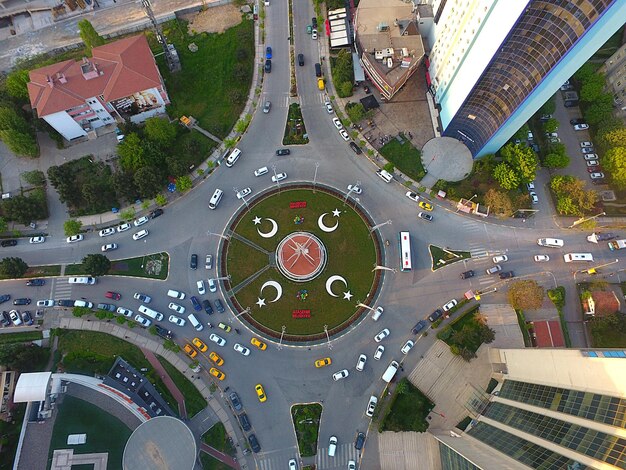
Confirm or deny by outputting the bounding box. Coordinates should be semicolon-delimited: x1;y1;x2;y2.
587;166;601;173
105;291;121;300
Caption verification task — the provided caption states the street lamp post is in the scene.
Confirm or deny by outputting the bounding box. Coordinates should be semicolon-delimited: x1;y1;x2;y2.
583;259;620;274
272;164;281;193
207;231;230;241
344;180;361;205
356;302;375;312
372;264;397;273
568;211;605;229
323;324;332;350
277;325;286;350
313;162;320;193
369;219;392;233
232;306;251;321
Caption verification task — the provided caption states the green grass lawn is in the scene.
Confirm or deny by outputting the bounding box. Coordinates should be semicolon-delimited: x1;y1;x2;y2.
379;138;426;182
227;189;377;336
47;395;132;469
0;404;25;469
380;378;434;432
176;129;218;169
590;312;626;347
200;422;236;470
0;264;61;280
226;238;270;287
157;356;207;418
65;252;169;280
283;103;309;145
291;403;322;457
0;330;43;345
429;245;471;271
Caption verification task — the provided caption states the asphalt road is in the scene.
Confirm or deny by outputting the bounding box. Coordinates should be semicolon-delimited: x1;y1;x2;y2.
2;3;625;470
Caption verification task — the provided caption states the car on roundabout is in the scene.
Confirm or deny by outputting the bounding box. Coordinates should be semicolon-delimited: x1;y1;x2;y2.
234;343;251;356
218;322;231;332
374;328;390;342
271;172;288;183
236;187;252;200
210;368;225;380
209;333;226;347
356;354;367;371
332;369;349;381
347;184;362;194
209;351;224;366
373;345;384;360
315;357;332;368
251;337;267;350
255;384;267;402
192;337;208;352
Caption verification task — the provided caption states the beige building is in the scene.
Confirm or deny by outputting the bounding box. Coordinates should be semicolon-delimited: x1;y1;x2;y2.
599;43;626;124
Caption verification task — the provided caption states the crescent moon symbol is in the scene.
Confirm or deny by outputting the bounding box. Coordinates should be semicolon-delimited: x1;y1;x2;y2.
260;280;283;303
257;218;278;238
318;213;338;233
325;275;347;297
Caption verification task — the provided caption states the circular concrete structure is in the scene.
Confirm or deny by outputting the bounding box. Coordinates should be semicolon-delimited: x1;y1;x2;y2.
275;231;327;282
122;416;196;470
420;136;474;185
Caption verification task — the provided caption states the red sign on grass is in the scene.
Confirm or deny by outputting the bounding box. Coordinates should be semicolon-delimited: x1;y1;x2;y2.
292;309;311;318
290;201;307;209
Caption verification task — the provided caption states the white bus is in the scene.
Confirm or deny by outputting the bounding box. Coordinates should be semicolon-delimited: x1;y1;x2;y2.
398;231;412;272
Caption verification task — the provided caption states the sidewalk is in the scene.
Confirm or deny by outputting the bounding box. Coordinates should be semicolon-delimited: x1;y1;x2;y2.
200;442;240;470
142;348;188;419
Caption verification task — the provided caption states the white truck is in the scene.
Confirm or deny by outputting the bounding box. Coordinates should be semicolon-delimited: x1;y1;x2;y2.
608;239;626;251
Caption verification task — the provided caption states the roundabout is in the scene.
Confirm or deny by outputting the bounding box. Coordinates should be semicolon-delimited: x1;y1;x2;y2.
223;186;381;340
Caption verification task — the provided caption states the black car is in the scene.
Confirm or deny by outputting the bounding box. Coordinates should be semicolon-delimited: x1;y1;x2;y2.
229;392;243;412
570;118;586;125
312;16;317;28
276;148;290;156
21;310;33;326
13;298;31;306
1;239;17;247
97;303;116;312
428;308;444;323
1;311;11;327
190;254;198;270
203;299;213;315
150;208;164;219
298;53;304;66
499;271;515;279
56;299;74;307
349;142;363;154
155;324;173;340
248;434;261;453
26;279;45;286
411;320;428;335
460;270;475;280
214;299;225;313
238;412;251;432
264;59;271;73
354;431;365;450
190;296;202;312
0;294;10;304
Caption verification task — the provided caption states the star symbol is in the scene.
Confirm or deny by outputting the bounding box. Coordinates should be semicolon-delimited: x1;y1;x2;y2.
253;216;262;225
343;290;353;301
332;208;341;217
256;298;266;308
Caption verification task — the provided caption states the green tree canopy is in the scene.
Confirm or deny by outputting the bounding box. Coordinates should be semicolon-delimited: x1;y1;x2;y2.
0;107;29;133
144;117;177;148
0;344;47;372
500;143;538;183
538;95;556;115
573;62;598;82
598;127;626;151
492;162;519;190
543;118;559;133
117;133;146;171
0;257;28;278
82;253;111;277
64;219;82;236
5;70;31;101
21;170;46;186
585;97;614;125
579;73;606;102
78;19;105;52
602;147;626;189
508;280;545;310
0;129;38;157
134;166;163;198
550;175;598;215
175;175;192;192
543;153;570;169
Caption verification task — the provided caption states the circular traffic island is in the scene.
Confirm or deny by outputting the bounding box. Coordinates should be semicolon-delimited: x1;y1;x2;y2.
224;186;380;341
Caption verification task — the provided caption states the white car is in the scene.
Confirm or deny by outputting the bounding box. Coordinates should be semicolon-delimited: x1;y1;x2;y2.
586;160;599;167
356;354;367;371
492;255;508;263
133;229;149;240
236;187;252;199
325;101;333;113
442;299;458;312
590;172;605;179
534;254;550;262
574;123;589;131
37;300;54;307
365;395;378;417
373;345;384;360
289;459;297;470
29;236;45;244
545;132;558;138
332;117;343;130
312;29;318;40
530;192;539;204
99;227;116;237
405;191;419;203
374;328;390;342
582;147;595;154
135;315;151;327
348;461;356;470
101;243;118;252
117;307;133;317
168;314;185;326
526;181;535;190
347;185;362;195
9;310;22;326
208;279;217;293
254;166;268;177
117;223;132;232
401;340;415;355
197;280;206;295
584;154;599;160
134;216;149;227
271;172;287;183
234;343;251;356
168;302;186;314
580;141;593;148
209;333;226;347
133;292;151;303
66;234;83;243
339;129;350;141
332;369;349;381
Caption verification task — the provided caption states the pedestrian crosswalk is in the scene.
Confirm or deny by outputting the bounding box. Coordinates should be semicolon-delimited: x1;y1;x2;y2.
299;92;328;107
51;277;72;301
255;446;299;470
316;443;359;469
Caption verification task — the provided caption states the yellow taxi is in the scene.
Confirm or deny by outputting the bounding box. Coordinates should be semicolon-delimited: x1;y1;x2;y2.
315;357;332;368
209;367;226;380
251;337;267;350
192;337;208;352
183;343;197;359
418;201;433;211
209;351;224;366
255;383;267;403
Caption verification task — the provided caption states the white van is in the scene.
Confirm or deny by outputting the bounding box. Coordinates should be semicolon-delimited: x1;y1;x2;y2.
225;148;242;167
68;276;96;285
563;253;593;262
328;436;337;457
537;238;564;248
376;169;393;183
74;300;94;308
138;305;164;321
208;189;223;210
187;313;203;331
167;289;186;300
382;360;399;383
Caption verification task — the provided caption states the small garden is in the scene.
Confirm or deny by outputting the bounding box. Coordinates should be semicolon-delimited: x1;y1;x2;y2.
437;305;495;361
379;378;434;433
0;170;48;225
200;422;236;469
329;49;354;98
65;252;169;280
291;403;322;457
429;245;471;271
283;103;309;145
379;137;426;182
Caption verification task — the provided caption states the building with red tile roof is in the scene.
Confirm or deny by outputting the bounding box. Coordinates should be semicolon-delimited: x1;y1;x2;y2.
27;34;170;141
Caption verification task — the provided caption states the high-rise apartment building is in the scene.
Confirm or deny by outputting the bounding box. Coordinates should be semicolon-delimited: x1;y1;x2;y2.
425;0;626;157
599;43;626;124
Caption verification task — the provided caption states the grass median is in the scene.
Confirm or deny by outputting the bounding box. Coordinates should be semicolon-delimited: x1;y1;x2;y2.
157;355;207;418
65;252;169;280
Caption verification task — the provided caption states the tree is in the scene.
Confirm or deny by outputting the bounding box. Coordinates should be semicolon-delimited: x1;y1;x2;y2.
175;175;193;192
144;117;177;148
508;280;545;310
598;127;626;151
3;194;46;224
155;194;167;206
0;107;29;133
82;253;111;277
134;166;163;198
585;98;614;125
543;118;559;133
478;324;496;344
64;219;82;236
119;207;136;221
383;163;395;173
501;144;537;183
21;170;46;186
112;171;139;203
4;70;31;101
0;217;7;234
579;73;606;102
395;379;409;395
602;147;626;189
492;162;519;190
78;19;105;52
0;344;47;372
573;62;598;82
346;102;367;124
550;175;598;215
117;133;146;171
0;257;28;278
543;153;570;168
166;156;186;178
459;348;477;362
484;188;513;217
538;94;556;115
0;128;39;157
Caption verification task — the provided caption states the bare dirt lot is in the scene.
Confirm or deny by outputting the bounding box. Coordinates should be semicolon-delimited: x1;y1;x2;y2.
181;4;242;35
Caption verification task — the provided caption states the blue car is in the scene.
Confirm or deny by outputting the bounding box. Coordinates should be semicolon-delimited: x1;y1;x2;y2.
190;296;202;312
266;46;272;59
